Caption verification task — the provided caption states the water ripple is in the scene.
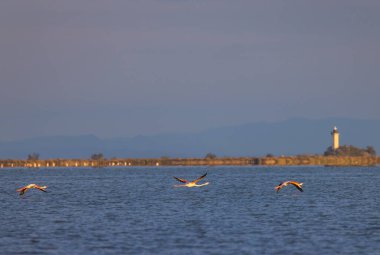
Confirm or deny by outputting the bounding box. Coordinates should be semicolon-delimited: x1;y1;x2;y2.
0;166;379;254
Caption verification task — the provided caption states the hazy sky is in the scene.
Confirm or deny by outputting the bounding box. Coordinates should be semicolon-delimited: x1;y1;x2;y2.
1;0;379;140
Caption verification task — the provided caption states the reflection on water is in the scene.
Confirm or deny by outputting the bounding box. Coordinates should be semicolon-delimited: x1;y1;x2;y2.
0;166;379;254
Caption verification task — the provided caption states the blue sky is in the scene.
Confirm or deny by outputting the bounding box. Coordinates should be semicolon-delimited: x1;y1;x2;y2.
0;1;379;140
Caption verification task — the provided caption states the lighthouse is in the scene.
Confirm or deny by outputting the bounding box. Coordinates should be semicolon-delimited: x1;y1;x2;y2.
331;126;340;150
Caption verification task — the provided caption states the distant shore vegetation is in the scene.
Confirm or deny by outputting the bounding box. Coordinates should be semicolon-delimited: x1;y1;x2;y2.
27;153;40;160
324;145;376;157
90;153;105;161
205;153;217;159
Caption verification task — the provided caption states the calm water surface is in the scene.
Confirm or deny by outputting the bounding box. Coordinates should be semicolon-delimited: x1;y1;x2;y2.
1;166;379;254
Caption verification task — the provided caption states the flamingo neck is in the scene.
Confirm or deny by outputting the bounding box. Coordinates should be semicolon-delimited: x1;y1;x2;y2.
195;182;209;187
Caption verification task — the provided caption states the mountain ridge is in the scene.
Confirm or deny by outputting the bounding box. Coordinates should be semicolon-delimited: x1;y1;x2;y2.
0;118;379;159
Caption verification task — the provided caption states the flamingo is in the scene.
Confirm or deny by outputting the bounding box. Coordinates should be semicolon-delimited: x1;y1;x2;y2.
275;181;303;193
173;173;209;188
17;184;48;196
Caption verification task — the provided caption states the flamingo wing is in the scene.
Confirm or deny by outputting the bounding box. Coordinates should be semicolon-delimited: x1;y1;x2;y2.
192;173;207;184
35;186;47;192
16;186;26;192
289;181;303;192
173;176;188;183
275;181;285;192
16;187;28;195
276;181;295;193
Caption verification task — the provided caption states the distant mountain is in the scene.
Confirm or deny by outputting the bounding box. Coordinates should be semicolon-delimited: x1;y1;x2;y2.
0;135;104;159
0;118;379;159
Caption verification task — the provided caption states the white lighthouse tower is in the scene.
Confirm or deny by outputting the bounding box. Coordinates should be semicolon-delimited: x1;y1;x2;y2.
331;126;340;150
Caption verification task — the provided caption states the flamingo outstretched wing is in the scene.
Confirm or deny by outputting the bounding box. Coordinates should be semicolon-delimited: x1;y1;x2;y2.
16;187;28;195
289;181;303;192
192;173;207;184
275;181;286;192
35;186;47;192
16;187;26;192
173;176;188;183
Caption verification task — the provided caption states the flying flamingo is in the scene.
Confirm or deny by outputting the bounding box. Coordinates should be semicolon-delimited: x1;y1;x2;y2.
17;184;48;196
275;181;303;193
173;173;209;188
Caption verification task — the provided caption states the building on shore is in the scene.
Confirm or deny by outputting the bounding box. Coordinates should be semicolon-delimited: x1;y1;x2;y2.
331;126;340;150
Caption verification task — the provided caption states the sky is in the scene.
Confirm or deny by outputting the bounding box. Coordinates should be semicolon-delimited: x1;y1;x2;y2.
0;0;379;140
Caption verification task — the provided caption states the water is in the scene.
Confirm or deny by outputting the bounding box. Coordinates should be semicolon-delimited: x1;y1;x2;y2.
1;166;379;254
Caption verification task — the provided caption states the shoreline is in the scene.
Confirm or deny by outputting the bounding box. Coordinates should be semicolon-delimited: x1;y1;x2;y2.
0;156;378;168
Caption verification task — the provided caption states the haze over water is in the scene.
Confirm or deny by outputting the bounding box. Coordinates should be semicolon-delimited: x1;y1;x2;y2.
1;166;379;254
